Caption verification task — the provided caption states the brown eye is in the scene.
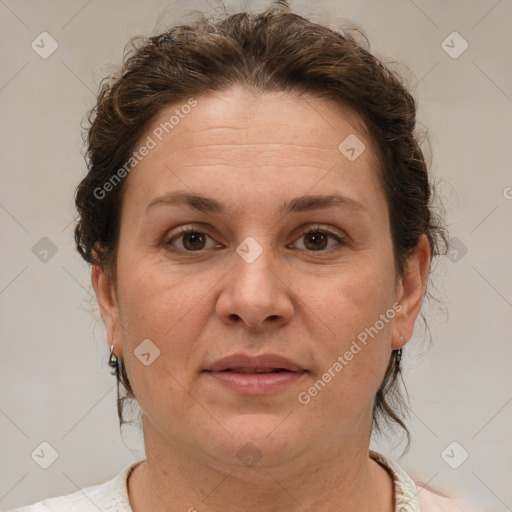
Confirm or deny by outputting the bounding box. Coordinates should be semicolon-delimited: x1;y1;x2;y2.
166;228;216;252
303;232;329;251
292;227;346;252
182;231;206;251
165;225;345;254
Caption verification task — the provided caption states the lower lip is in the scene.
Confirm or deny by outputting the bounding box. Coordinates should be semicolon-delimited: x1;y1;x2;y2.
204;371;305;395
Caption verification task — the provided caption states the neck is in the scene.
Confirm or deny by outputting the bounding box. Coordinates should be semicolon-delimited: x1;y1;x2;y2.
128;417;394;512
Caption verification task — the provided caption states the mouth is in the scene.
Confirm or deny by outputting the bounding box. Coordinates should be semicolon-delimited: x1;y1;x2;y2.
203;353;307;395
204;352;306;373
214;367;298;374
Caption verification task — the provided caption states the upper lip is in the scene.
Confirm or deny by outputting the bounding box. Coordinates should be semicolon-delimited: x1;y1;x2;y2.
204;353;306;372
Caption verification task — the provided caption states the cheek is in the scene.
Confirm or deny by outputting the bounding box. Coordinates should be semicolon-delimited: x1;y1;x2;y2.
306;252;397;385
323;255;396;329
116;266;206;417
117;253;199;334
115;254;224;387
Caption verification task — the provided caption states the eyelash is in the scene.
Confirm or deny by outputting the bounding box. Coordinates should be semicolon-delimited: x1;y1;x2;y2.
164;224;347;254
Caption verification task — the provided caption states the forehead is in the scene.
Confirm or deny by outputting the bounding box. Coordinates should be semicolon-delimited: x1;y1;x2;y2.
121;86;385;215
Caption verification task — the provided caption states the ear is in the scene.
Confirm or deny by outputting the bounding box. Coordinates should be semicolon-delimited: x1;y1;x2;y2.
91;259;123;359
392;234;431;350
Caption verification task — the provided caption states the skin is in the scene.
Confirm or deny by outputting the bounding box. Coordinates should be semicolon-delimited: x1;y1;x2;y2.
92;85;430;512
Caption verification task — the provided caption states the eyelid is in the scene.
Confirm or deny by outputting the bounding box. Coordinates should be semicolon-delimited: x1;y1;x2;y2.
164;223;347;253
165;224;219;250
289;224;347;252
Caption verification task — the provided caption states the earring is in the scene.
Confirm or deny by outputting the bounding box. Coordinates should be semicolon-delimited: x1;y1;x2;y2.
109;343;118;368
396;336;404;364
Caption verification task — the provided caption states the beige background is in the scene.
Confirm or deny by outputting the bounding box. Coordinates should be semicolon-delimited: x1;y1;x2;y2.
1;0;511;510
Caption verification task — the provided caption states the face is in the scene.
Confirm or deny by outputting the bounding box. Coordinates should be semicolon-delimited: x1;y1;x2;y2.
94;86;428;468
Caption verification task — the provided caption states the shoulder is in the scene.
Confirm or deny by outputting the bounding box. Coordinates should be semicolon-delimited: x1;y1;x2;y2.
6;488;104;512
5;462;141;512
369;451;469;512
416;483;466;512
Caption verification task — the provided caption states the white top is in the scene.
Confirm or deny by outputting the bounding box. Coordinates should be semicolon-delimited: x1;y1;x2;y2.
7;452;462;511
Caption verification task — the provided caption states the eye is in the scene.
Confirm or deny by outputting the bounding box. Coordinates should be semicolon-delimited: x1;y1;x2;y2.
164;224;346;254
291;226;346;252
165;227;219;252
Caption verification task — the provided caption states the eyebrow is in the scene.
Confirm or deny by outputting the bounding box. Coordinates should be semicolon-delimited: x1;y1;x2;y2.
145;191;367;216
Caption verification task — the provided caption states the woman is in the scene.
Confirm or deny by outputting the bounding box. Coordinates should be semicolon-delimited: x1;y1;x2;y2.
10;2;463;511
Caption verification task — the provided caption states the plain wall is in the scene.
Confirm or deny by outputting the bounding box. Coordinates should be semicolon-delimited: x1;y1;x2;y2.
1;0;511;510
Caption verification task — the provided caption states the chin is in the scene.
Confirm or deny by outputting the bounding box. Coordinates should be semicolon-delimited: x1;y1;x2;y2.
205;412;307;468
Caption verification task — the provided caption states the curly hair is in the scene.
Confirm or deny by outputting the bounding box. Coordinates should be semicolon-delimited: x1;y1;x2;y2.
75;0;448;442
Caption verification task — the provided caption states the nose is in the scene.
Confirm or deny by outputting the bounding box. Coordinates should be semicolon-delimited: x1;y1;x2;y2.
215;240;295;331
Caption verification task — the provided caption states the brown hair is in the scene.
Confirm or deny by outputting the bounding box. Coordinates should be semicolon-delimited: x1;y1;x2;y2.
75;1;448;442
